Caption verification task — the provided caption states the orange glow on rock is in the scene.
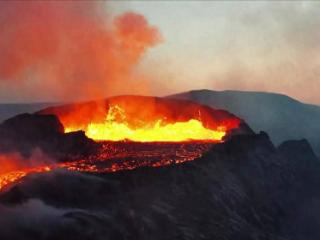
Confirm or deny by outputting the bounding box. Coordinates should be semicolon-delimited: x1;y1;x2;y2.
65;105;227;142
0;96;244;191
40;96;241;143
0;142;213;191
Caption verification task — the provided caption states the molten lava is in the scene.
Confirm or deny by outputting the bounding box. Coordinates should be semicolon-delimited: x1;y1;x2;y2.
40;96;241;142
0;96;245;192
0;142;213;191
0;166;50;191
65;105;227;142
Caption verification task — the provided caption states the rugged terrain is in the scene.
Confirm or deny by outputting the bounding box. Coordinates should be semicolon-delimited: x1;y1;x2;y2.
0;96;319;240
169;89;320;156
0;103;55;123
0;131;319;240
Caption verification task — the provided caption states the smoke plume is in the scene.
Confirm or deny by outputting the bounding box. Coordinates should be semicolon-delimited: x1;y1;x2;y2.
0;1;161;101
0;149;53;174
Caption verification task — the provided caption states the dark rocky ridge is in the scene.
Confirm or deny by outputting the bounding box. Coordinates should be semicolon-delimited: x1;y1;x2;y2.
0;113;98;160
169;89;320;156
0;132;319;240
0;102;56;123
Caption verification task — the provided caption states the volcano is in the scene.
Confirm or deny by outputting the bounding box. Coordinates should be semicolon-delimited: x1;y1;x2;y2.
38;95;251;142
0;132;319;240
0;96;319;240
0;96;251;191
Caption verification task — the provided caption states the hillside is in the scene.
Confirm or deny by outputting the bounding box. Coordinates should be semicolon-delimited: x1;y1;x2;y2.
169;90;320;155
1;132;319;240
0;103;56;123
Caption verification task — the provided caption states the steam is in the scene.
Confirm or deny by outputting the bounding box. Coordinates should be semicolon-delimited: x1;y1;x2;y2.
0;149;54;174
0;1;161;101
0;200;65;239
0;199;110;240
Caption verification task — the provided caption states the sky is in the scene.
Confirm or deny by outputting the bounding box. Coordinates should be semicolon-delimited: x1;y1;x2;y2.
0;1;320;104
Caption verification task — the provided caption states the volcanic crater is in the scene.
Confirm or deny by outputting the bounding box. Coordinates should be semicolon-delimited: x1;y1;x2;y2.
0;96;252;191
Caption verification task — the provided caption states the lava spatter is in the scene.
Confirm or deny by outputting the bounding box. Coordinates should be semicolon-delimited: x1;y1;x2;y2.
0;142;213;191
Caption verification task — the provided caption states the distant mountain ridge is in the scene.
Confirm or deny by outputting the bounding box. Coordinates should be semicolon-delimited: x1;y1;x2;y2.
0;103;57;123
169;89;320;155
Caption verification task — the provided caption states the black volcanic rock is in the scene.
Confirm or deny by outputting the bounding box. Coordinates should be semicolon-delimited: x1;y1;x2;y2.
278;139;317;160
0;113;98;160
0;102;56;123
0;112;64;138
0;132;319;240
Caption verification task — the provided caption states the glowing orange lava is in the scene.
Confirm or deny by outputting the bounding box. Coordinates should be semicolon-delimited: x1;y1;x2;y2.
0;166;51;191
65;105;227;142
0;160;98;191
41;96;241;142
0;142;213;191
0;96;243;192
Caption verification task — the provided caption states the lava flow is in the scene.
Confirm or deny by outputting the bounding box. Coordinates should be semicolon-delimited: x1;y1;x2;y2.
40;96;241;142
0;96;244;191
65;105;227;142
0;142;213;191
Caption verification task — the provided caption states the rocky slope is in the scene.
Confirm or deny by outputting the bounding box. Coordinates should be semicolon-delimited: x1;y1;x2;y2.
169;89;320;156
0;103;56;123
0;113;98;160
0;132;319;240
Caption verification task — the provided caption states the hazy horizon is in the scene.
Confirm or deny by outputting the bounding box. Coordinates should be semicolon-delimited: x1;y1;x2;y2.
2;88;320;108
1;1;319;104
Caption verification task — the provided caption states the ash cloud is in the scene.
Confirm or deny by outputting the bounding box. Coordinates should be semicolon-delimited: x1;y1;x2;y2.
0;1;162;102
